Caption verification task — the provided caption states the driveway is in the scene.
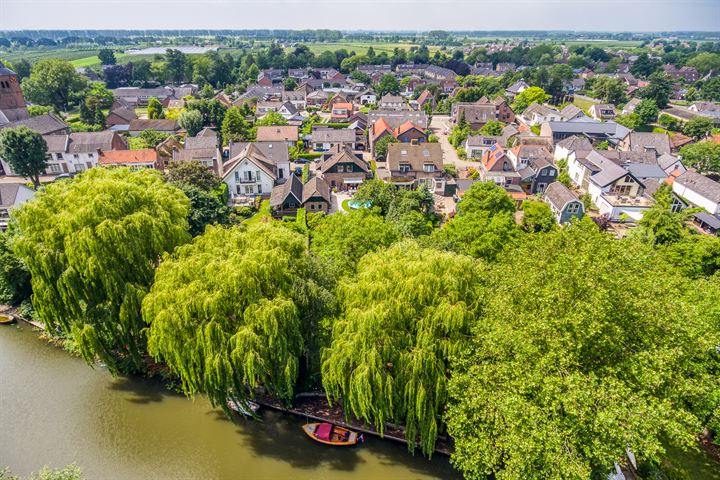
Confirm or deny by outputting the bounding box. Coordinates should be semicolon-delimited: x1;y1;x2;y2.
429;115;482;171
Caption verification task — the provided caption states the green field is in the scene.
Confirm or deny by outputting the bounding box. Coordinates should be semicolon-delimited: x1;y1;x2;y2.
302;42;443;55
573;96;599;114
70;53;131;68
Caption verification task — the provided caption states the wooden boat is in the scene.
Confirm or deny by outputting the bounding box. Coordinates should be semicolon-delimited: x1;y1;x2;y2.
226;397;260;417
0;314;16;325
302;422;363;446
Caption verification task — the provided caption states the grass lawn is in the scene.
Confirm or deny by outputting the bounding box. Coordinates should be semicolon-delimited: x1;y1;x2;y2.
70;53;130;68
661;444;719;480
302;42;441;55
573;96;598;115
341;199;352;212
244;200;272;225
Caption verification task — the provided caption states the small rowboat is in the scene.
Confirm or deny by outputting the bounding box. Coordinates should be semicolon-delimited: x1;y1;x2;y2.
302;422;364;446
226;397;260;417
0;314;17;325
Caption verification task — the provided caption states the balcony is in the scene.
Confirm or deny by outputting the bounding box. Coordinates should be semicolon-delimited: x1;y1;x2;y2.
238;176;258;184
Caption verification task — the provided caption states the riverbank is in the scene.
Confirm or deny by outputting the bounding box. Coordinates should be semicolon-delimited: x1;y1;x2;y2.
255;393;453;456
1;305;452;455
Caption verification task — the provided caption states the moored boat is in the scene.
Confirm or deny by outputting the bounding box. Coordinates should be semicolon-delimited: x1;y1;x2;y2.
302;422;363;446
0;314;16;325
226;397;260;417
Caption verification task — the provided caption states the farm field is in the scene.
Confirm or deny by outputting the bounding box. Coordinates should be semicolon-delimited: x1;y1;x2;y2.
302;42;443;55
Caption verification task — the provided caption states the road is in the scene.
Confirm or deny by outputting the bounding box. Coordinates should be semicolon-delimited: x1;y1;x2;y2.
429;115;482;171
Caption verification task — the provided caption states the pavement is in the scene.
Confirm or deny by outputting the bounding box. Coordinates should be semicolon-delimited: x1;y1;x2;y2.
429;115;482;171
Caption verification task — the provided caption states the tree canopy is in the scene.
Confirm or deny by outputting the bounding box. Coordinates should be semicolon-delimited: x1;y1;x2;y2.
21;59;88;110
143;224;310;406
446;220;720;479
0;126;48;188
322;241;484;456
13;168;190;371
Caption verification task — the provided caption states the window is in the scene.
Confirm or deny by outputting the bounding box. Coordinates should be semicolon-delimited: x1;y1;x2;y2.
278;168;284;179
611;184;632;196
235;172;240;182
567;203;580;214
257;184;262;194
47;164;62;174
423;164;435;173
536;183;546;193
88;153;94;158
337;165;344;173
540;168;547;176
73;154;79;160
236;185;242;194
56;153;63;160
244;185;255;194
310;204;315;210
73;163;85;172
399;164;411;173
548;169;555;177
624;175;633;183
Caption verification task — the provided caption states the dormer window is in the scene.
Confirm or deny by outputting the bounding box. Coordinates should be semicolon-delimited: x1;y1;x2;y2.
423;164;435;173
399;164;411;173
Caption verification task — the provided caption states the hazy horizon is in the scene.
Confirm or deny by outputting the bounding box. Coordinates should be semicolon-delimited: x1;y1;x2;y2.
1;0;718;32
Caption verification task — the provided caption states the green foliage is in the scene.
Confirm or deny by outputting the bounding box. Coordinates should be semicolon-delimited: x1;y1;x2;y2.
596;140;610;150
456;181;516;217
322;241;483;456
27;105;53;117
591;76;627;105
301;163;310;184
178;109;204;137
642;71;673;108
511;86;550;113
701;77;720;102
659;113;683;132
97;48;116;65
21;58;88;110
0;126;48;187
0;464;84;480
520;199;556;233
13;168;190;371
686;52;720;75
310;209;399;278
446;221;720;480
373;135;398;160
635;99;660;125
173;182;230;236
164;161;220;191
147;97;164;119
0;231;31;305
478;120;503;136
683;116;714;140
221;106;252;144
680;141;720;174
143;224;310;406
637;183;695;245
79;94;105;127
256;111;289;127
376;73;400;97
615;113;642;130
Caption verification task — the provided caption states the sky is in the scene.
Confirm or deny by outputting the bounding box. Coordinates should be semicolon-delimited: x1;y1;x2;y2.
0;0;718;32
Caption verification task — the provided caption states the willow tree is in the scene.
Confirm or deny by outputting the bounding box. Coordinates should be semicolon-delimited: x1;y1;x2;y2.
445;219;720;480
143;224;310;407
322;241;483;456
13;168;190;371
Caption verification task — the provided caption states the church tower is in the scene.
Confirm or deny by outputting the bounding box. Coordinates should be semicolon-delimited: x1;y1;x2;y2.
0;61;29;124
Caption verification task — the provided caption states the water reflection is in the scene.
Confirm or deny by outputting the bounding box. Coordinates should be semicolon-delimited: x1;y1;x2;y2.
1;324;458;480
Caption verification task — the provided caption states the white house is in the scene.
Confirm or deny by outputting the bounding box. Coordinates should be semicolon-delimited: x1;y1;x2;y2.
359;91;377;105
519;103;563;126
1;131;127;176
0;183;35;230
672;170;720;215
465;135;500;158
222;142;290;202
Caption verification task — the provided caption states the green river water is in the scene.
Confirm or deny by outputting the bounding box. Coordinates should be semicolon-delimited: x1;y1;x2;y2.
0;323;459;480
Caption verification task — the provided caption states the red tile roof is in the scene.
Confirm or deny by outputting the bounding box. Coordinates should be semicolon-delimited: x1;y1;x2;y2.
394;120;423;137
372;118;393;139
99;149;158;165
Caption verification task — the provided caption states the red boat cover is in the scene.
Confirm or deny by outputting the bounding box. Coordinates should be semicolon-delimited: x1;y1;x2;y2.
315;423;332;441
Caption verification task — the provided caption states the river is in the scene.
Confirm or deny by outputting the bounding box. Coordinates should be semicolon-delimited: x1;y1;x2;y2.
0;323;459;480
